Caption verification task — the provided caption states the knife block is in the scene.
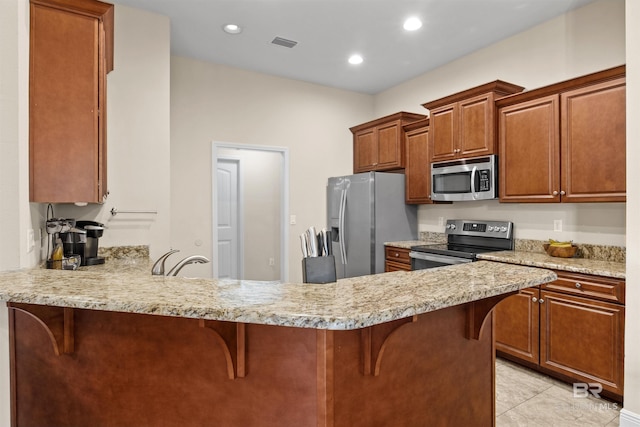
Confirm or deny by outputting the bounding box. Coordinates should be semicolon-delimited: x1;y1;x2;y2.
302;256;336;284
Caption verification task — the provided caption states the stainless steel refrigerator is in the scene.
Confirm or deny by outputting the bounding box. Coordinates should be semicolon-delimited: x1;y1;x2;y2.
327;172;417;279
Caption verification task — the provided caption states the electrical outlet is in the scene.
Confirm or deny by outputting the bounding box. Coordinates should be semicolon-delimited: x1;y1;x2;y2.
26;229;35;253
438;217;444;226
290;215;296;225
269;257;275;266
553;220;563;232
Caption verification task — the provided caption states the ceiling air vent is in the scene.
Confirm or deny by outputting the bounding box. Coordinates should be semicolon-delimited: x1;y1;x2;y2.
271;37;298;48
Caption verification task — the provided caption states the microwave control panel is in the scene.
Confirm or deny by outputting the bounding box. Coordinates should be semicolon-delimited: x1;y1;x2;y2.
477;169;491;191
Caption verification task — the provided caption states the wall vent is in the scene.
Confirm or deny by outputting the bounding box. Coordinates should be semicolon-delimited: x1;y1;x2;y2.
271;37;298;48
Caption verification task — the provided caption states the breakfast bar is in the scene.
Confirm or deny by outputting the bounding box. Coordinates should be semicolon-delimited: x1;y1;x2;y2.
0;261;555;427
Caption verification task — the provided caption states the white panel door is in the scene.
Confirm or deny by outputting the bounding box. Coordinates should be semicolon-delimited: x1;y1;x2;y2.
217;159;240;279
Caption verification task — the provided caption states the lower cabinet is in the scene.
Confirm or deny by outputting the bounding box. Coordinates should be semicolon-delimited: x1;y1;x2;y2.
385;246;411;272
495;271;625;401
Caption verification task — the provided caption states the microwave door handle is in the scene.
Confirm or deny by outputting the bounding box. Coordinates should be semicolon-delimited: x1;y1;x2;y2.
470;166;478;194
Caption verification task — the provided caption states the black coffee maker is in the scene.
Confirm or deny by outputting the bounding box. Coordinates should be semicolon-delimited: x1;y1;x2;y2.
60;220;105;266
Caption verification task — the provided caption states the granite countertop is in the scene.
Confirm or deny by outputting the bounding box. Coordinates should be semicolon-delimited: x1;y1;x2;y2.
387;238;625;279
477;251;625;279
384;240;426;249
0;260;555;330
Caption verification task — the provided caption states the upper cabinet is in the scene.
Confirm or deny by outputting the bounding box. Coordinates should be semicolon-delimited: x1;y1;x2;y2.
350;112;426;173
497;66;626;203
30;0;114;203
422;81;524;163
403;119;433;204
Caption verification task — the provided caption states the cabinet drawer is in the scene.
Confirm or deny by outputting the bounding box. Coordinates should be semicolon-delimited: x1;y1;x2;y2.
385;247;411;265
541;271;625;304
385;260;412;272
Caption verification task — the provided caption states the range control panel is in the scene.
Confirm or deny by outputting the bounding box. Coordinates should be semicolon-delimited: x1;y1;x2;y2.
445;219;513;239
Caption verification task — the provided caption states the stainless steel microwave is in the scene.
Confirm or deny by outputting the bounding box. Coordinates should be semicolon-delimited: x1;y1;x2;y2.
431;155;498;202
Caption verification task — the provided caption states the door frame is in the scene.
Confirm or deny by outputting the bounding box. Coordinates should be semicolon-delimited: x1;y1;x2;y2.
211;141;290;282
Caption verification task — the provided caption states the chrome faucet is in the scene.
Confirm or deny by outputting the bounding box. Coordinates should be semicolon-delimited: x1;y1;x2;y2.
166;255;210;277
151;249;180;276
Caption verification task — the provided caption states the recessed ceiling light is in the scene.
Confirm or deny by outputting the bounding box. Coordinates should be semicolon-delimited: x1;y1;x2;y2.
348;54;363;65
223;24;242;34
403;17;422;31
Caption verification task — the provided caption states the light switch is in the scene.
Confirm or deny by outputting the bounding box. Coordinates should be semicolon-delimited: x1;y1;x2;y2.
290;215;297;225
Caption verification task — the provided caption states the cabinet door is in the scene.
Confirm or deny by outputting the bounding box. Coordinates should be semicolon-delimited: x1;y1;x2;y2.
30;4;101;203
376;121;403;170
353;128;377;173
561;78;626;202
429;104;457;162
405;126;431;204
540;290;624;397
498;95;561;202
494;288;540;365
458;93;495;157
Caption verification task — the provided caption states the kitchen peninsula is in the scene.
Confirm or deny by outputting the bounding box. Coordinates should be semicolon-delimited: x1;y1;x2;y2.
0;261;555;426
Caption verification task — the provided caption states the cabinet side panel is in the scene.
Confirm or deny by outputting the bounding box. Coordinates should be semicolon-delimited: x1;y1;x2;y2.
405;128;430;203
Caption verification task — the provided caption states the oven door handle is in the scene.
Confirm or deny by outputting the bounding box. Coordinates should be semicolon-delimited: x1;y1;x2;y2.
409;251;473;265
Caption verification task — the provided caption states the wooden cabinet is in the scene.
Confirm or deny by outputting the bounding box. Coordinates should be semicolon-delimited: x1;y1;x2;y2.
498;66;626;203
495;271;625;400
384;246;411;272
422;81;524;163
29;0;114;203
350;112;426;173
403;119;434;204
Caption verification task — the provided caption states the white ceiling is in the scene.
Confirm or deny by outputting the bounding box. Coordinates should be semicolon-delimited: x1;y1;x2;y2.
113;0;598;94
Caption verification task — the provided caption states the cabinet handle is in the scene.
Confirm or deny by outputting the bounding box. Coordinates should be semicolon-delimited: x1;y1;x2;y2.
532;297;538;303
560;190;566;196
575;282;582;289
539;298;545;304
552;191;559;196
394;253;400;257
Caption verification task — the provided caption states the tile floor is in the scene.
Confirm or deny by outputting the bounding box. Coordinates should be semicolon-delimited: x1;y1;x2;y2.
496;358;621;426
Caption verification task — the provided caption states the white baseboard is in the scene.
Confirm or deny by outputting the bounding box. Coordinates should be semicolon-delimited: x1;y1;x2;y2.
620;409;640;427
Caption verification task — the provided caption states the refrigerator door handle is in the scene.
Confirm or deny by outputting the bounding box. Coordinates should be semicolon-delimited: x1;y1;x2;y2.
339;188;347;265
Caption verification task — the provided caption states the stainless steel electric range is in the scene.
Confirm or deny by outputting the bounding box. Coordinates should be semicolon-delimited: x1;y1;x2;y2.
410;219;514;270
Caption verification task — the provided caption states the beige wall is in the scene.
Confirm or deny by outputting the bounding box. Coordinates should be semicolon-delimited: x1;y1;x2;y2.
0;0;29;423
54;4;171;260
375;0;627;247
170;56;373;281
623;0;639;423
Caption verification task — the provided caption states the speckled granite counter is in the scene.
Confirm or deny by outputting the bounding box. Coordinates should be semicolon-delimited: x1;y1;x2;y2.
0;261;556;330
477;251;625;279
384;240;426;249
